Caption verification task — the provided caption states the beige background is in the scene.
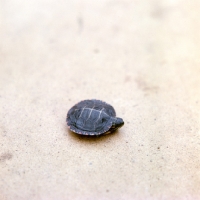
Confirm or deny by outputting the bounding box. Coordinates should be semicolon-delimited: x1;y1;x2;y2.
1;0;200;199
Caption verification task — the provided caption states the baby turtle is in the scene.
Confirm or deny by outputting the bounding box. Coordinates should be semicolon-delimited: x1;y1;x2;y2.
66;99;124;136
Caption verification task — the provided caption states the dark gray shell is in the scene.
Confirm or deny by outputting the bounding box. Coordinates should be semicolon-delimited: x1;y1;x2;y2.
67;99;116;135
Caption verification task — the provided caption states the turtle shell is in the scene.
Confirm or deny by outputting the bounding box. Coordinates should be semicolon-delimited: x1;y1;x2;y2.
67;99;116;135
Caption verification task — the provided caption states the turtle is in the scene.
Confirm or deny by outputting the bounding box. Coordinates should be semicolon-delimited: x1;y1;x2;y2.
66;99;124;136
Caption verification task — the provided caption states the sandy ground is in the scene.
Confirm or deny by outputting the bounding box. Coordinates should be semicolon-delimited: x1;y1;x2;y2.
1;0;200;199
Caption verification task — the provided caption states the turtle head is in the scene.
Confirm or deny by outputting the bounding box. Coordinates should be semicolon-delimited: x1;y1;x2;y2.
110;117;124;132
115;117;124;128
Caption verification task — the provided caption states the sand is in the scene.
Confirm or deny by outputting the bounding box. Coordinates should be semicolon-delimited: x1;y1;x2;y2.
1;0;200;199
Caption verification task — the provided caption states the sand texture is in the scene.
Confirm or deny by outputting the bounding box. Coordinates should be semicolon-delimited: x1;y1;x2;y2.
1;0;200;199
